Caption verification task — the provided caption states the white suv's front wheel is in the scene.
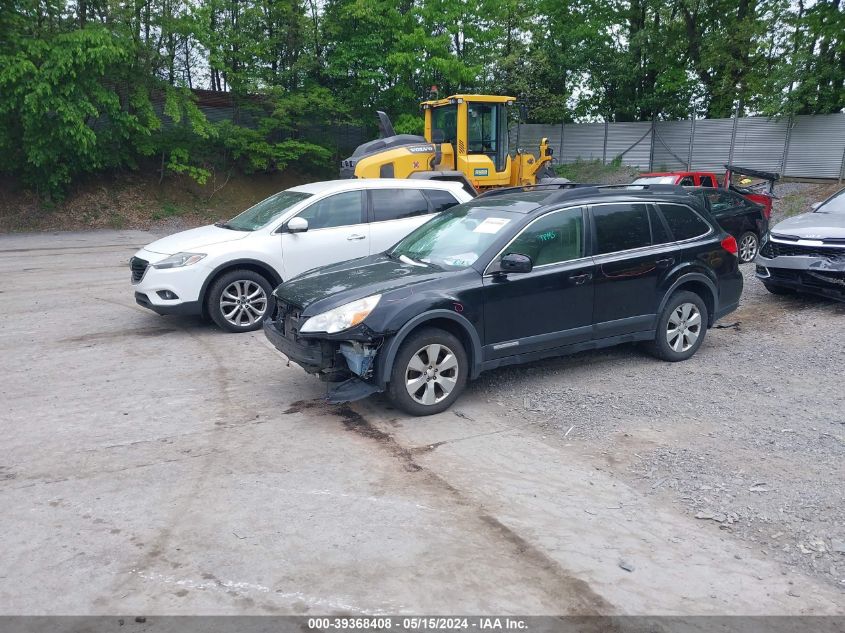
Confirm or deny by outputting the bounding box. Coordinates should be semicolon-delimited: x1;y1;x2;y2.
207;269;274;333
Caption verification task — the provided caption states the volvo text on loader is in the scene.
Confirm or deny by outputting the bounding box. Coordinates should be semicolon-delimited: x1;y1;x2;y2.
339;95;562;194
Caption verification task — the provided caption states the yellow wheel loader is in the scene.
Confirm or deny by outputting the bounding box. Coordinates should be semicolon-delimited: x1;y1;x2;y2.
340;95;562;194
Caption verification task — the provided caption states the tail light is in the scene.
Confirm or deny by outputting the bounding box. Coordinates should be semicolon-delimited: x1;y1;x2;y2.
721;235;738;256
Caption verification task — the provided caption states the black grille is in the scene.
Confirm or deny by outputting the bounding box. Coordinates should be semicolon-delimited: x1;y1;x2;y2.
130;257;148;283
760;241;845;259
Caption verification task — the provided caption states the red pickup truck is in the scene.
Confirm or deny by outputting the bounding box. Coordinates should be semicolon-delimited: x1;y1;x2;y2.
632;165;777;219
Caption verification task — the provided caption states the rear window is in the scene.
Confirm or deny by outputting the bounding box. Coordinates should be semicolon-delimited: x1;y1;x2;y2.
632;176;676;185
592;204;652;254
424;189;461;214
658;203;711;240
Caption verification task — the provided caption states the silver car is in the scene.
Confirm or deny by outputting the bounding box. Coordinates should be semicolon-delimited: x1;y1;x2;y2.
755;188;845;301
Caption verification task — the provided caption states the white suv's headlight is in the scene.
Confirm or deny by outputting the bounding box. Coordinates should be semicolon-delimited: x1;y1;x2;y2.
152;252;207;269
300;295;381;334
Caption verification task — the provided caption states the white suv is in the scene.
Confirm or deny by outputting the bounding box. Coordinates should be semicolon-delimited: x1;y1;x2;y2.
131;179;472;332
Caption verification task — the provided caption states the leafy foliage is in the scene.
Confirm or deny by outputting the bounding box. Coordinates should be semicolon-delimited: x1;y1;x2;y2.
0;0;842;195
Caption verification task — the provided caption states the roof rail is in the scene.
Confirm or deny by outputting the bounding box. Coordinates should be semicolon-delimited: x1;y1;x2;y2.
475;182;587;199
543;182;692;205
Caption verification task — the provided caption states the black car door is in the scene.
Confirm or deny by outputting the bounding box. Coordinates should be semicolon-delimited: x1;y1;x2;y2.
482;206;595;360
701;190;751;238
590;203;676;338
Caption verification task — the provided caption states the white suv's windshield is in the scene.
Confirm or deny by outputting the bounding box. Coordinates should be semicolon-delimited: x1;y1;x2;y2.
223;191;313;231
390;200;530;270
816;189;845;215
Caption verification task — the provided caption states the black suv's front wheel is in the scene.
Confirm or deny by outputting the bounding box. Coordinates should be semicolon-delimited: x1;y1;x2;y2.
387;327;468;416
647;291;708;362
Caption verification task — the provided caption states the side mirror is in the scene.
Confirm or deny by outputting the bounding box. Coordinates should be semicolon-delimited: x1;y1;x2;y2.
287;217;308;233
500;253;533;274
810;201;822;211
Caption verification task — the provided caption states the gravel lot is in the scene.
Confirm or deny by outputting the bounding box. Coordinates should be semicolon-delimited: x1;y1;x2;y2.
1;229;842;616
477;266;845;590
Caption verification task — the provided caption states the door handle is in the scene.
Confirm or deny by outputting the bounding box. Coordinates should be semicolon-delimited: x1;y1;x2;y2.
570;272;592;285
347;234;366;241
656;257;674;268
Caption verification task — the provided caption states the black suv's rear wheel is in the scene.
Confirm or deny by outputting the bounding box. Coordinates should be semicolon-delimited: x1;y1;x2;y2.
207;269;274;333
387;327;468;416
647;291;708;362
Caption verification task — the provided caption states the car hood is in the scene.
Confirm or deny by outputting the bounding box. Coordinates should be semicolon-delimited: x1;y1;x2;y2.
143;225;250;255
771;212;845;240
275;254;448;315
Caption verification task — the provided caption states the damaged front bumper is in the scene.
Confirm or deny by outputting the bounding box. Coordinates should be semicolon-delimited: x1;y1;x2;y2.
755;249;845;302
263;310;385;403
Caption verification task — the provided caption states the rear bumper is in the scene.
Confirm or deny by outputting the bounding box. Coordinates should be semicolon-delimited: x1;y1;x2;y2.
755;254;845;302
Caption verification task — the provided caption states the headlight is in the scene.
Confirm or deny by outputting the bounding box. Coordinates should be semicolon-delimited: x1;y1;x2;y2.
152;252;207;269
299;294;381;334
760;232;769;246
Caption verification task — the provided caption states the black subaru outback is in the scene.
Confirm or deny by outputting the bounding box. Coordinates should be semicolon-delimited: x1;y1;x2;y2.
264;185;743;416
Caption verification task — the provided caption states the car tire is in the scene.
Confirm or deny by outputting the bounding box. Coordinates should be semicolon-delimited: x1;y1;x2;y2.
207;269;274;333
763;282;794;296
387;327;468;416
646;291;709;362
738;231;759;263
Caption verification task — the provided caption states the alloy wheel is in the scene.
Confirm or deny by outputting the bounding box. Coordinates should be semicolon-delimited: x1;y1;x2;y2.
220;280;268;327
666;302;702;353
405;343;459;406
739;233;758;262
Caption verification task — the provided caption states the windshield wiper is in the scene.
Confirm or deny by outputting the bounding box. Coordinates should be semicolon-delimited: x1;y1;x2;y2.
215;221;249;231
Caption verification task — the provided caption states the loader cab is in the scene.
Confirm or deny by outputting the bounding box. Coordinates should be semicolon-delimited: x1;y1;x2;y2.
422;95;514;188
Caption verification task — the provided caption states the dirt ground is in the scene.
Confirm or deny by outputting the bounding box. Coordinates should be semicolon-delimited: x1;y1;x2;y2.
0;230;842;617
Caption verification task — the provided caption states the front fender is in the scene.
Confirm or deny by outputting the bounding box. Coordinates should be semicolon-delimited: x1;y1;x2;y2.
374;309;483;388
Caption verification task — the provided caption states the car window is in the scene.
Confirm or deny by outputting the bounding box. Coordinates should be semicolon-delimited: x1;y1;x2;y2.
815;188;845;215
592;203;653;255
679;176;694;186
658;203;711;240
391;200;521;270
632;176;676;185
295;191;364;230
700;175;715;187
371;189;431;222
703;190;744;215
226;191;312;231
649;206;672;244
424;189;461;214
505;208;583;267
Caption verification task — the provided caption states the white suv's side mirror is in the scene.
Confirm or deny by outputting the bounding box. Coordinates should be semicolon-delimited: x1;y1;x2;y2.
287;217;309;233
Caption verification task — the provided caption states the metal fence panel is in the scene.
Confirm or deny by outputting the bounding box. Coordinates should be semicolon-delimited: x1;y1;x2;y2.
653;120;693;171
731;117;789;173
511;123;562;158
784;114;845;179
560;123;606;163
690;118;735;172
606;122;652;167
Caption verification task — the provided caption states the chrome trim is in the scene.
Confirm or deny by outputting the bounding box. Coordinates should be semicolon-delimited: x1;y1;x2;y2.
770;235;845;249
492;341;520;350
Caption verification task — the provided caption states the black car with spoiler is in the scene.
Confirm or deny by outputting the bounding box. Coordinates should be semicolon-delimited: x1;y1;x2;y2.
264;184;743;415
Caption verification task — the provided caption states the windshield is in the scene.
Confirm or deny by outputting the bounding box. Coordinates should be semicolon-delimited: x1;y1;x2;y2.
390;201;523;270
815;189;845;215
632;176;676;185
224;191;312;231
